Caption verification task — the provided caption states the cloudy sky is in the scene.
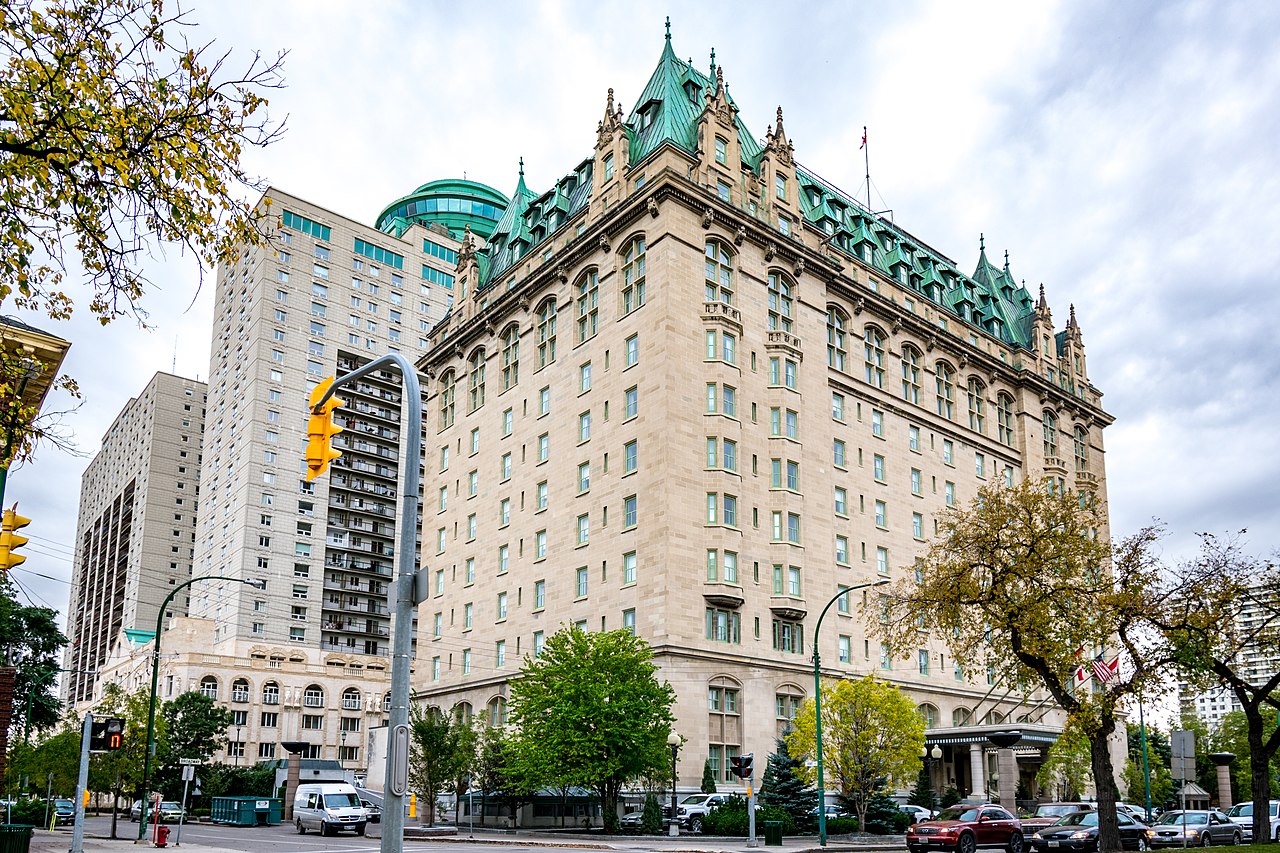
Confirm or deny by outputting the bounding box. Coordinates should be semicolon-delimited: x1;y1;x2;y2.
8;1;1280;672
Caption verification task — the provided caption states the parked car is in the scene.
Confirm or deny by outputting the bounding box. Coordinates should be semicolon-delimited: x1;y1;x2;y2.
52;799;76;825
293;783;367;836
1146;811;1241;847
1029;809;1150;852
1225;801;1280;842
907;804;1025;853
1021;803;1095;832
902;804;939;823
358;797;381;824
811;803;852;819
676;792;729;832
619;811;645;827
129;800;185;823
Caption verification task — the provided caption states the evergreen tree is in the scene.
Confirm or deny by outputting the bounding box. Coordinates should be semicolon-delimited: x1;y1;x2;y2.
940;786;961;808
640;793;663;834
760;738;818;829
701;758;717;793
907;766;938;811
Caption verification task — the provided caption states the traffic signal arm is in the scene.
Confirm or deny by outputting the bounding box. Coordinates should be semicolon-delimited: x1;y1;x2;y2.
305;377;344;481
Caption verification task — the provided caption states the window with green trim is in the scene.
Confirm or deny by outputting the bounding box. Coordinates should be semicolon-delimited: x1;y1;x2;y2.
423;239;458;265
422;266;455;288
281;210;330;242
354;238;404;270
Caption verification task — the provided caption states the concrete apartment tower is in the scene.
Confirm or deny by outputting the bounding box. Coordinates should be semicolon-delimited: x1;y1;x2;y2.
63;372;207;704
408;30;1117;803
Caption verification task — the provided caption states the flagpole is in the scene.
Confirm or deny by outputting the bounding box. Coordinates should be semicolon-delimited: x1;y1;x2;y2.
863;126;871;211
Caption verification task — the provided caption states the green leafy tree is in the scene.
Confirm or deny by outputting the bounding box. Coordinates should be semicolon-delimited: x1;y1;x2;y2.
472;723;509;826
908;766;938;812
1037;720;1094;800
504;626;676;833
156;690;233;797
88;683;163;838
1155;532;1280;843
1123;722;1173;815
701;758;717;793
787;675;924;831
9;727;80;797
0;0;285;333
881;480;1174;853
0;583;66;738
407;703;472;826
760;737;818;830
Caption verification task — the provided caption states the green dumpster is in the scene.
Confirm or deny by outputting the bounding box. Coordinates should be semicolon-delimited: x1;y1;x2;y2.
764;820;783;846
210;797;283;826
0;825;34;853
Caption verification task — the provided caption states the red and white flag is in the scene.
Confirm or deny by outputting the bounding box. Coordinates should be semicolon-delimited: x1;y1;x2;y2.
860;128;867;150
1091;654;1119;684
1072;644;1088;684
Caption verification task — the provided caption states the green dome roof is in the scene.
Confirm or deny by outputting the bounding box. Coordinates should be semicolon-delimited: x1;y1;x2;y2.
376;179;508;240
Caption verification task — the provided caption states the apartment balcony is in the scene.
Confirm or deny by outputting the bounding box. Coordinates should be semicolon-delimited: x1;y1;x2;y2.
769;595;807;621
765;329;803;357
703;582;745;609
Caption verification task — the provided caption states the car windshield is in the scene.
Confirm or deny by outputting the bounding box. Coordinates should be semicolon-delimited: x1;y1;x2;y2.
324;793;359;809
1054;813;1099;827
1039;805;1084;817
55;800;73;808
1157;812;1207;826
681;794;709;805
1227;805;1252;818
938;807;981;822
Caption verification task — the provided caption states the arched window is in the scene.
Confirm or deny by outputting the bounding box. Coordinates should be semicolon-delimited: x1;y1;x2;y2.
774;685;806;738
467;349;485;411
199;676;218;700
1043;411;1058;458
621;237;646;314
487;696;507;727
983;709;1006;725
967;378;986;434
917;703;939;729
438;371;455;430
303;684;325;708
864;327;885;389
996;393;1015;447
341;687;362;710
454;701;473;724
231;678;250;703
536;299;557;368
262;681;280;705
1074;426;1089;471
936;362;955;419
576;270;599;342
826;309;847;370
704;241;733;304
901;346;921;405
500;326;519;391
708;676;743;784
768;272;793;332
952;707;973;727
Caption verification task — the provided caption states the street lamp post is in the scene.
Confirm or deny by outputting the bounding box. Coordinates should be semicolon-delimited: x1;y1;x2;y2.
813;577;890;846
234;726;242;766
137;575;265;842
667;731;681;837
921;745;942;813
340;731;347;772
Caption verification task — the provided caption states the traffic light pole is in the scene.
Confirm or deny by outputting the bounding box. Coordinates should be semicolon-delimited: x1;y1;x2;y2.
308;354;420;853
71;711;92;853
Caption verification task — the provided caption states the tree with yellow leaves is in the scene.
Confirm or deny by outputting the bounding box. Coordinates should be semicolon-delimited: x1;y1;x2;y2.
0;0;285;326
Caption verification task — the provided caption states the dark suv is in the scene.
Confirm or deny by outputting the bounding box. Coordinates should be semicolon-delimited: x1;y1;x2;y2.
908;804;1025;853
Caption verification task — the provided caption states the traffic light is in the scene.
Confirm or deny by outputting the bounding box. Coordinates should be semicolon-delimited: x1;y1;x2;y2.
305;377;344;481
729;753;754;779
90;717;125;752
0;504;30;575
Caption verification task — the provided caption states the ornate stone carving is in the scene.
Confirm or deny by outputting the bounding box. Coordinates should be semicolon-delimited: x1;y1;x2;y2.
555;265;568;283
891;318;903;335
793;257;805;278
647;197;659;218
765;242;777;262
596;87;624;149
853;296;865;315
765;105;796;167
702;207;715;229
734;225;746;246
598;233;611;253
958;354;968;370
926;335;937;351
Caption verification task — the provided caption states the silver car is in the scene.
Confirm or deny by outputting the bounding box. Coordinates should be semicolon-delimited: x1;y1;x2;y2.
1225;800;1280;842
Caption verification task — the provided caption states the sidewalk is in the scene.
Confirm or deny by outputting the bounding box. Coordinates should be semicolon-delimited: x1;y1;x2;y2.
26;830;244;853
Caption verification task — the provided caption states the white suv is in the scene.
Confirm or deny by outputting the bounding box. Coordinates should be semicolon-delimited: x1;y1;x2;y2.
1226;800;1280;842
676;793;728;832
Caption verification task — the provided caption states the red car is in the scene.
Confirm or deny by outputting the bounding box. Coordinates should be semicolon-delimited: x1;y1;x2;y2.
908;804;1026;853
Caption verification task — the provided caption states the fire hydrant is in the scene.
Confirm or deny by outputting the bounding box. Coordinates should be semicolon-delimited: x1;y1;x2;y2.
154;824;170;847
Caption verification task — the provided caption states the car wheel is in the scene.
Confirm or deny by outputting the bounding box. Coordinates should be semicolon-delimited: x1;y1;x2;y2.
691;817;703;833
959;832;977;853
1137;837;1149;851
357;823;367;837
1008;832;1024;853
320;821;331;837
1200;832;1210;847
1230;832;1241;846
295;819;305;834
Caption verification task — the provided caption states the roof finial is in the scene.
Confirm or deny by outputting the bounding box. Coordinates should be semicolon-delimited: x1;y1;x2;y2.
1003;249;1010;272
665;16;671;41
518;156;524;178
979;232;985;251
1069;303;1078;327
710;47;716;76
775;105;786;139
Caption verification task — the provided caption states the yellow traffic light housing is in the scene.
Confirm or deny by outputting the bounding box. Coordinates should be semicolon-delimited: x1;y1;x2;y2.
0;503;30;575
305;377;344;481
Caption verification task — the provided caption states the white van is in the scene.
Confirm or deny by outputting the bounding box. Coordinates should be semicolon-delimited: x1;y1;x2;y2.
293;783;368;836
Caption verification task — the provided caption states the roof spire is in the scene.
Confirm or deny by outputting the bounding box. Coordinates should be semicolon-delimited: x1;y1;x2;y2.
1068;303;1078;327
774;105;787;141
518;157;524;178
665;16;671;41
1037;283;1049;312
710;48;716;77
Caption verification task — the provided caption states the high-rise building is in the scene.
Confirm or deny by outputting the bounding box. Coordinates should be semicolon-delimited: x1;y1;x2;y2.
63;371;207;704
1179;584;1280;728
408;32;1114;800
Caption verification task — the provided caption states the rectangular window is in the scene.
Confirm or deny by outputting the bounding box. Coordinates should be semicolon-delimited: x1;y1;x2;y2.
625;386;638;419
877;546;889;575
579;362;592;392
945;481;956;506
536;480;548;510
772;619;803;653
873;453;885;481
624;440;637;473
832;393;845;421
623;495;637;528
912;512;924;539
875;500;887;528
943;439;954;465
833;439;847;468
578;462;590;493
871;409;884;437
623;551;637;585
576;514;589;545
836;535;849;564
911;468;922;495
625;334;639;367
535;530;547;559
576;566;589;598
975;452;986;478
706;607;741;643
281;210;331;241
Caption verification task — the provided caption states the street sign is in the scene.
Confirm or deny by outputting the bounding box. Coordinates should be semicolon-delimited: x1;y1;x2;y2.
181;765;194;782
1171;729;1195;780
178;758;201;765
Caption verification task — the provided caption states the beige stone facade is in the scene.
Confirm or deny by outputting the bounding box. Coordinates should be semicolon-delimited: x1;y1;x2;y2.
63;371;207;705
410;69;1113;799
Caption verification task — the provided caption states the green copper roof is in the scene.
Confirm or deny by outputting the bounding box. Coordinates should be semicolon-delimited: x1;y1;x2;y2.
376;178;509;240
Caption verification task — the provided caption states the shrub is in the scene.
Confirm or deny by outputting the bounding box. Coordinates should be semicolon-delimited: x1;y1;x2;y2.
700;794;795;837
826;816;861;835
9;798;49;825
640;793;663;835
